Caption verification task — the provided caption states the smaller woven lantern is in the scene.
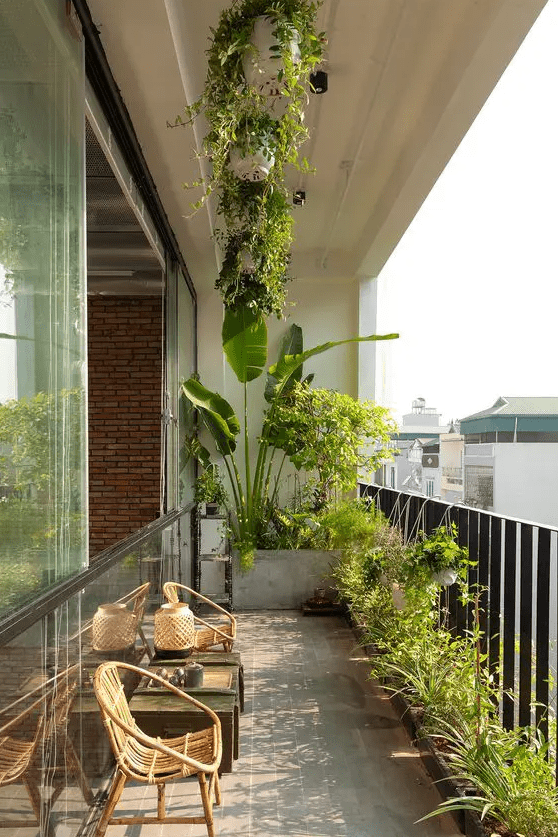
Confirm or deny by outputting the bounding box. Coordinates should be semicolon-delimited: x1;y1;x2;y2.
154;602;195;659
92;603;137;653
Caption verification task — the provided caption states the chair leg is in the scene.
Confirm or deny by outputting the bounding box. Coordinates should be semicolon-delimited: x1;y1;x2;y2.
23;772;42;822
96;769;127;837
23;772;56;837
138;626;153;661
210;770;221;806
157;782;166;819
66;734;95;804
198;772;215;837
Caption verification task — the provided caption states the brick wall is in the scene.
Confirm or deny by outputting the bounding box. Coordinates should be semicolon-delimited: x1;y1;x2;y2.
88;296;162;556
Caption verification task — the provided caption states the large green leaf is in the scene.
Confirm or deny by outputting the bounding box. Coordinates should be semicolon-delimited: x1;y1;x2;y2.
265;323;303;402
268;333;399;398
181;378;240;456
222;306;267;383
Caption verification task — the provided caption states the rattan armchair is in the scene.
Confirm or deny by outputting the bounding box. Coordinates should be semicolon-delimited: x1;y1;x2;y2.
0;684;48;831
163;582;237;652
115;582;152;660
93;661;222;837
0;664;92;834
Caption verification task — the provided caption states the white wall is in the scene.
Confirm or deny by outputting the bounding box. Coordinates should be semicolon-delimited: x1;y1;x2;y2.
494;443;558;527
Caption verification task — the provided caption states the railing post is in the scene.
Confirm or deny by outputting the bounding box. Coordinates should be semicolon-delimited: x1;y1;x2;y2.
502;519;517;730
488;516;502;699
467;510;480;632
478;512;490;657
535;527;550;742
518;523;533;729
455;507;469;636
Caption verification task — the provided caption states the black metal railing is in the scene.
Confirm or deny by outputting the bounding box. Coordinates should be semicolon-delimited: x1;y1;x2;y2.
360;484;557;763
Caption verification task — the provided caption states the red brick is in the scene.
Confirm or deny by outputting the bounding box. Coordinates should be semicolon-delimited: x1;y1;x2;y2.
88;296;162;556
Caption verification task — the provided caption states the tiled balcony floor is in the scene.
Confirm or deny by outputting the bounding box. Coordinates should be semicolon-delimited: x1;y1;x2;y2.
92;610;460;837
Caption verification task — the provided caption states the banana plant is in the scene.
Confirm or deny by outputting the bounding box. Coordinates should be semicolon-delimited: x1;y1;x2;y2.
181;305;397;569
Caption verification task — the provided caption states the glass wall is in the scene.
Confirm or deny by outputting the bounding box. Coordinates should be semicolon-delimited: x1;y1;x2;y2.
0;509;191;835
0;2;202;831
0;0;87;618
178;270;197;508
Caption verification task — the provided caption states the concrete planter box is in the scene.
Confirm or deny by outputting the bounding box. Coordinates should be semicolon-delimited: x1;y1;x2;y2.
233;549;338;610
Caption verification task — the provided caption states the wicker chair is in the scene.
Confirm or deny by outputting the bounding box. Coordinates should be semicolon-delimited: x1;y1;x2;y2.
116;582;152;661
163;582;237;652
93;661;222;837
0;664;92;834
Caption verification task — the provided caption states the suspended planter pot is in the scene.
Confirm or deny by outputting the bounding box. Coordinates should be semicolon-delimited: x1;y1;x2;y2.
229;136;275;181
174;0;326;317
239;248;256;274
431;568;458;586
242;15;301;97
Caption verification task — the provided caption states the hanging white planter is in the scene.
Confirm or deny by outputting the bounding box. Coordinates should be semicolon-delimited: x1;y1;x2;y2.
242;15;301;97
431;568;458;586
229;142;275;182
239;249;256;274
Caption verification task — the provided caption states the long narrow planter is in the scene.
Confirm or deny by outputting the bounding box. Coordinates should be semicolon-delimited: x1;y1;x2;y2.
350;616;487;837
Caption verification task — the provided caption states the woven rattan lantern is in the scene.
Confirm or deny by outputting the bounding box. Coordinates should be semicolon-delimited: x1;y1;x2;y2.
92;603;137;653
154;602;195;659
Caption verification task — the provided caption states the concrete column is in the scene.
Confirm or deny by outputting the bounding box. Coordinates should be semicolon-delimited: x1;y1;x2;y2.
358;276;378;402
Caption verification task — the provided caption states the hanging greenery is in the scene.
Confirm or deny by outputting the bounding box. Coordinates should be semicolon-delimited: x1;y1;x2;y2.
174;0;326;318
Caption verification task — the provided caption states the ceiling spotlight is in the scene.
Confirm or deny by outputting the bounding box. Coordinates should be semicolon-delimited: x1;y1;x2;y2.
293;190;306;206
310;70;328;94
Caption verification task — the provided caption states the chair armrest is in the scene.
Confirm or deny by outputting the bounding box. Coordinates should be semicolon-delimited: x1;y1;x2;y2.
163;582;237;636
0;663;79;736
95;662;222;772
0;695;46;737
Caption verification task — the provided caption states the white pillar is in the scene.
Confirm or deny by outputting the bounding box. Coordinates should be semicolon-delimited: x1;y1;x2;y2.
358;276;378;402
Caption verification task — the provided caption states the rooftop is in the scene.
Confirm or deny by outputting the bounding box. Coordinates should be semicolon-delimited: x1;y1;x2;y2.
462;395;558;420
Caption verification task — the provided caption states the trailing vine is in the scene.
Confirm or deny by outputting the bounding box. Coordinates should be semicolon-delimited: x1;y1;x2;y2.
173;0;326;317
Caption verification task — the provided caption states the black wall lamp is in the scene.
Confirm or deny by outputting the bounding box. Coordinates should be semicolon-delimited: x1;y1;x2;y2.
293;190;306;206
310;70;328;94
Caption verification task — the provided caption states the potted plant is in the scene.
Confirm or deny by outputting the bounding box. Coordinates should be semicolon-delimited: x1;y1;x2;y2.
228;114;277;181
241;13;302;96
214;187;293;316
193;465;228;517
404;523;473;587
171;0;326;318
181;306;398;569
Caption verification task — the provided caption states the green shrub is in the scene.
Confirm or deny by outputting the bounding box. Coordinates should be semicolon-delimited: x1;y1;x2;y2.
420;724;558;837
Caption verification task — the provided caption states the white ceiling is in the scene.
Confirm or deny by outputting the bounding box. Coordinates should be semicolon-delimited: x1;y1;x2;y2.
86;0;547;295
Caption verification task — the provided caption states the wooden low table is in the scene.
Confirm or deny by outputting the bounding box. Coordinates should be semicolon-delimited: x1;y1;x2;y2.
151;651;244;711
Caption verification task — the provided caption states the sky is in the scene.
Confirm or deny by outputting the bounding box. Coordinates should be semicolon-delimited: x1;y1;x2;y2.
375;0;558;427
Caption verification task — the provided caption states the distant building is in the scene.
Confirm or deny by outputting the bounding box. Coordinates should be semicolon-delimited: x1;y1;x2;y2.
439;428;464;503
461;396;558;526
376;398;449;494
